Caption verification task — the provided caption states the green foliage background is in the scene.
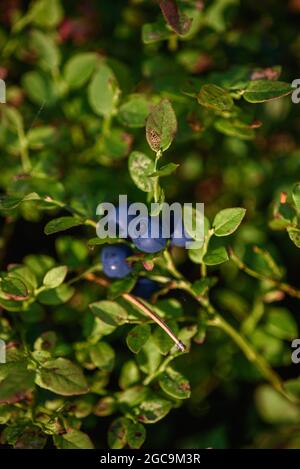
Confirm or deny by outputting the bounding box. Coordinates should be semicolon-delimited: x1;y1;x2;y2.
0;0;300;449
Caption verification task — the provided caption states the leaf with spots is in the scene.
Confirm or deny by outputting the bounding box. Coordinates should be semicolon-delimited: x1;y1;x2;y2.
137;395;172;423
127;421;146;449
198;84;234;112
146;99;177;153
128;151;155;193
287;227;300;248
158;0;192;36
108;417;129;449
0;362;35;404
159;367;191;399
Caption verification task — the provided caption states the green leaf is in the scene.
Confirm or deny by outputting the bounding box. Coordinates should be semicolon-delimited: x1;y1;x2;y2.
159;367;191;399
108;276;136;300
137;336;162;374
43;265;67;289
243;80;292;103
149;163;179;177
285;378;300;400
88;64;120;117
0;362;35;404
203;246;229;265
56;236;88;269
1;423;46;449
153;320;178;355
53;430;94;449
292;183;300;211
108;417;129;449
0;406;14;425
38;284;74;305
31;0;63;29
265;308;298;340
89;300;128;326
94;396;116;417
215;119;255;140
255;385;300;424
127;421;146;449
35;358;89;396
0;277;29;301
98;128;132;161
194;320;207;345
146;99;177;153
87;237;120;246
64;53;98;89
30;30;61;71
128;151;155;193
198;84;234;112
126;324;151;354
0;296;25;312
44;216;84;235
90;342;115;371
213;207;246;236
175;324;197;352
117;385;148;408
88;316;116;342
27;126;56;149
34;331;57;352
119;360;140;389
142;21;172;44
192;278;216;297
158;0;192;35
137;396;172;423
287;226;300;248
253;246;283;279
4;106;24;129
119;94;151;128
22;70;57;105
154;298;183;319
0;193;40;210
6;265;37;291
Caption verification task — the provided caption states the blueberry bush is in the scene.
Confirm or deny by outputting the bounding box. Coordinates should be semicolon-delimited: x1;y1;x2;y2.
1;0;300;449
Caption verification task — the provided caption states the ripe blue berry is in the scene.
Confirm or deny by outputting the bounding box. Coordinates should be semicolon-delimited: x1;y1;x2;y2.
133;277;159;300
131;216;167;253
101;245;132;278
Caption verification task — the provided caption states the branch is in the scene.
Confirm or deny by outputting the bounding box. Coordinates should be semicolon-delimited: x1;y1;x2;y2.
84;273;185;352
229;248;300;300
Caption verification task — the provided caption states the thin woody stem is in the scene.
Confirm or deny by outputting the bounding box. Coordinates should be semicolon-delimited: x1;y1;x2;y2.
84;254;294;401
123;292;185;352
229;248;300;299
162;251;295;401
206;316;286;398
84;273;185;352
42;196;97;228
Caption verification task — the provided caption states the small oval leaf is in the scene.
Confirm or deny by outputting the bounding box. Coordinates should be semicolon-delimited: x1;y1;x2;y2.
126;324;151;354
146;99;177;153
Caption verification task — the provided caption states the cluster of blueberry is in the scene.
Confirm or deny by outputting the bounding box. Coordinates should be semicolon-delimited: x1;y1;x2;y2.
101;205;192;299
